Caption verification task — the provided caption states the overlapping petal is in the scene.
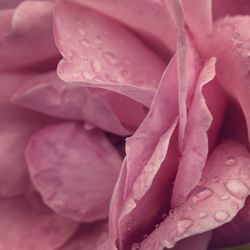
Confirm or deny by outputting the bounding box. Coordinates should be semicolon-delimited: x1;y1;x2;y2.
12;71;146;135
0;196;78;250
25;122;122;222
0;0;59;70
54;0;166;107
139;141;250;249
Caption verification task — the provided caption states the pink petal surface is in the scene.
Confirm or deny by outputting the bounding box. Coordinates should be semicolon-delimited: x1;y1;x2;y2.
54;0;166;107
26;122;122;222
139;141;250;249
0;196;78;250
0;0;59;70
171;58;215;207
12;71;138;135
166;0;202;152
205;16;250;144
72;0;176;53
59;221;109;250
0;72;55;196
211;196;250;248
110;56;180;249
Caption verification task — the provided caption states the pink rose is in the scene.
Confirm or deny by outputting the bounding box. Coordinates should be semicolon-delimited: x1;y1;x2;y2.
1;0;250;250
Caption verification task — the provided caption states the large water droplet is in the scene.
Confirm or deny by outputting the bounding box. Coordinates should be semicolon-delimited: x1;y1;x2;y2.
225;156;237;166
214;210;229;222
80;39;90;48
225;179;249;199
239;165;250;181
103;52;117;65
91;60;102;73
176;219;194;237
192;188;214;203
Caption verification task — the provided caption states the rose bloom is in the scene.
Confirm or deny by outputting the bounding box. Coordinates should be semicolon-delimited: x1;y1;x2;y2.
1;0;250;249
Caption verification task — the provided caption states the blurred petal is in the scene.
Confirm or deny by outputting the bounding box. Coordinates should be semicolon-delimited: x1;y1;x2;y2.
0;72;54;196
26;122;122;222
0;1;59;70
12;71;138;135
110;56;180;249
139;141;250;249
0;196;78;250
71;0;176;52
59;221;109;250
54;0;166;107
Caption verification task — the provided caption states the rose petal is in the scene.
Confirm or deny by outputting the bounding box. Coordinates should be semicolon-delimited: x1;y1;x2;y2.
205;16;250;145
12;71;137;135
25;122;122;222
171;58;216;207
0;72;55;196
0;0;59;70
54;0;166;107
71;0;176;53
110;56;180;249
0;196;78;250
59;221;109;250
139;141;250;249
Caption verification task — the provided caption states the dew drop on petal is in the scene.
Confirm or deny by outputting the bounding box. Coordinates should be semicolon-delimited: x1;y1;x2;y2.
192;188;214;203
91;60;102;73
231;200;240;211
220;194;230;201
82;71;95;80
131;243;140;250
225;156;237;166
239;165;250;181
94;36;102;44
225;179;249;199
80;39;90;48
199;212;208;218
212;176;221;183
214;210;229;222
77;27;85;36
176;219;194;237
103;52;117;65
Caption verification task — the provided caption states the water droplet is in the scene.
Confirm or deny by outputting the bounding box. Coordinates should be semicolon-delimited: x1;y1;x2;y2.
214;210;229;222
199;212;208;218
82;71;95;80
91;60;102;73
239;165;250;181
94;36;102;44
212;176;221;183
121;69;131;78
143;234;148;239
124;59;131;65
176;219;194;237
192;188;214;203
161;213;167;219
80;39;90;48
103;52;117;65
131;243;140;250
155;224;160;229
225;156;237;166
77;27;85;36
163;240;174;248
83;123;94;130
220;194;230;201
225;179;249;199
231;200;240;211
